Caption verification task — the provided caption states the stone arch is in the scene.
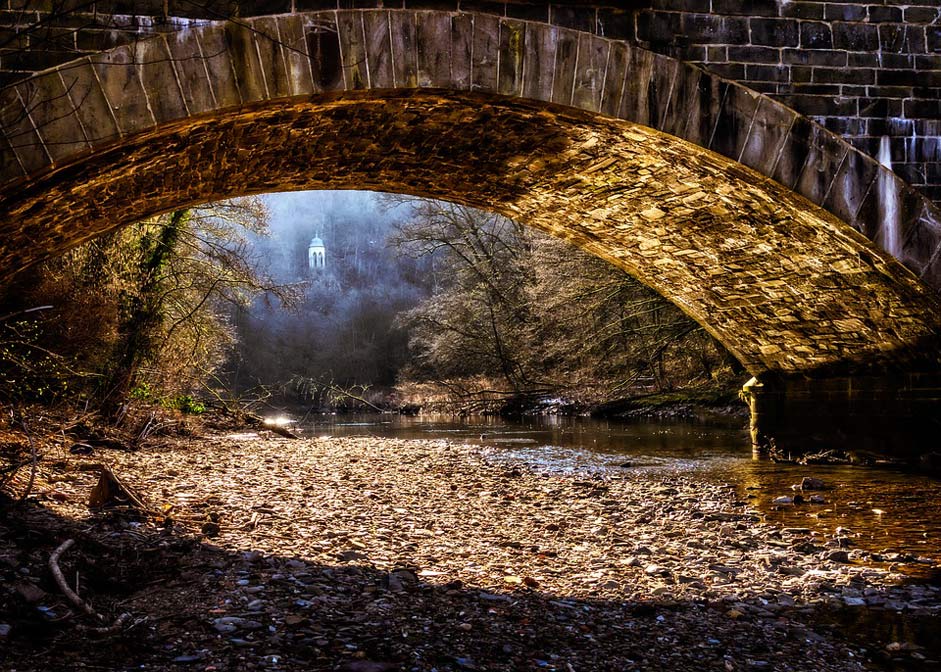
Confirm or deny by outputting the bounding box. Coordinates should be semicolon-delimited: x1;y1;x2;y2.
0;9;939;380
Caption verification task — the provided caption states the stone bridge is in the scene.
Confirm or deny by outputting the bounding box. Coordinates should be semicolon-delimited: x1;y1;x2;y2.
0;4;940;454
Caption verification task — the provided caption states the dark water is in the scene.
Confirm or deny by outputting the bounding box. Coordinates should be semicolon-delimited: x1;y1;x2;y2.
288;413;941;568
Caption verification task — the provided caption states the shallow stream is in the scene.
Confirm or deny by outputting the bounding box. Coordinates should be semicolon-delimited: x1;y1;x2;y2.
289;413;941;571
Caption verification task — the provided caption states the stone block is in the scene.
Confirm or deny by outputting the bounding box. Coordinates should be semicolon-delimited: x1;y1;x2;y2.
727;46;780;64
336;10;367;89
832;21;878;51
0;129;25;184
799;21;831;49
162;31;215;115
276;15;317;96
387;10;418;89
823;3;866;22
571;33;608;113
450;12;473;90
134;37;189;124
781;48;846;67
470;12;498;92
823;147;879;225
191;25;242;109
506;4;547;23
0;85;50;175
91;44;155;134
746;64;789;82
680;73;728;148
750;18;798;47
224;22;272;101
418;11;452;88
597;8;632;41
709;84;760;163
659;62;702;138
772;114;814;189
497;18;524;97
781;2;824;19
598;40;629;118
636;11;680;47
549;6;595;33
551;27;578;107
879;24;927;55
251;17;293;99
14;70;90;165
900;201;941;273
522;21;557;103
739;97;795;176
794;126;848;209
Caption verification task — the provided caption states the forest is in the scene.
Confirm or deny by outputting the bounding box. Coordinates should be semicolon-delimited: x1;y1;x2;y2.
0;190;742;421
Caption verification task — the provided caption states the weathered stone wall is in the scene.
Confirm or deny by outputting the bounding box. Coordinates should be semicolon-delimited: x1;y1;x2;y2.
1;11;940;381
3;1;939;207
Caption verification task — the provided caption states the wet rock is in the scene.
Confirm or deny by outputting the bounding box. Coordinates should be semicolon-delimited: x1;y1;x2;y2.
800;477;827;491
827;551;850;563
772;496;793;505
0;624;10;638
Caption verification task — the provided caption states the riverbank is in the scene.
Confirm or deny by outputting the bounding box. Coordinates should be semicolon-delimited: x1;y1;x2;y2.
1;433;939;671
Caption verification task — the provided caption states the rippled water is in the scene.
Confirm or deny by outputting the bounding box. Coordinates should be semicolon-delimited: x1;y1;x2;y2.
293;413;941;568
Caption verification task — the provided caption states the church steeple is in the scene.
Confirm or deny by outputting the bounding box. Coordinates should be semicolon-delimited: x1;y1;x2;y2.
308;233;326;271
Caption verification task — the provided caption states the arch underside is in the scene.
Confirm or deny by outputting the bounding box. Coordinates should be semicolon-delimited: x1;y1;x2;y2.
3;90;940;377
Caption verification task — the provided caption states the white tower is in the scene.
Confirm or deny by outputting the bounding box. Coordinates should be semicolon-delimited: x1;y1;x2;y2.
308;235;325;271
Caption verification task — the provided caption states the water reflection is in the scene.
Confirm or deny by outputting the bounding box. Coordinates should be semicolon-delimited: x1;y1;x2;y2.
295;413;941;568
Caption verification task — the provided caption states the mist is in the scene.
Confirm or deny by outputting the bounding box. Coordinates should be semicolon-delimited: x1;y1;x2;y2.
229;190;431;403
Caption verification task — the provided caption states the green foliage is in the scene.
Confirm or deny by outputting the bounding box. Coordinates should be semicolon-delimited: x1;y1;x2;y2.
164;394;206;415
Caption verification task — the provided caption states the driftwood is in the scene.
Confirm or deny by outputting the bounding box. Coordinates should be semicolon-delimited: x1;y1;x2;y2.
49;539;98;619
49;538;134;635
244;412;300;440
87;465;149;510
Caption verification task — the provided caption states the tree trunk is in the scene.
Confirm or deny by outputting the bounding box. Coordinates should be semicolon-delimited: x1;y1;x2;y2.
101;211;188;419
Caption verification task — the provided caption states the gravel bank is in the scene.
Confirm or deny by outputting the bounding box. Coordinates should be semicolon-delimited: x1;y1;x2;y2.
1;435;939;671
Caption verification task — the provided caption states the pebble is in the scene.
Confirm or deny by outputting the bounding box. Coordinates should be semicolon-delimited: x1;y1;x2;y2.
11;434;936;672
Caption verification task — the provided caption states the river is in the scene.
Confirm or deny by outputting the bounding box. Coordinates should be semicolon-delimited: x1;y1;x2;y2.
290;413;941;574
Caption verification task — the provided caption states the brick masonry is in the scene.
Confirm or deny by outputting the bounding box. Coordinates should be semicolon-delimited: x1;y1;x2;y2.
0;1;940;208
0;11;940;381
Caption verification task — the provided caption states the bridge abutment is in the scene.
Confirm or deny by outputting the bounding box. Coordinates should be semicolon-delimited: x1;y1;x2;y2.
744;373;941;463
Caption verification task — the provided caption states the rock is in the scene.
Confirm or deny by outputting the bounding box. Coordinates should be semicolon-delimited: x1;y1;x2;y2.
827;551;850;563
842;596;865;607
809;495;825;504
0;623;10;638
201;521;220;537
172;653;205;664
478;591;511;603
68;442;94;455
799;477;826;491
772;496;793;505
14;581;46;603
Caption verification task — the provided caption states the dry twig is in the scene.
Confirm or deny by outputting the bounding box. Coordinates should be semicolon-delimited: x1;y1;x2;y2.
48;539;99;619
